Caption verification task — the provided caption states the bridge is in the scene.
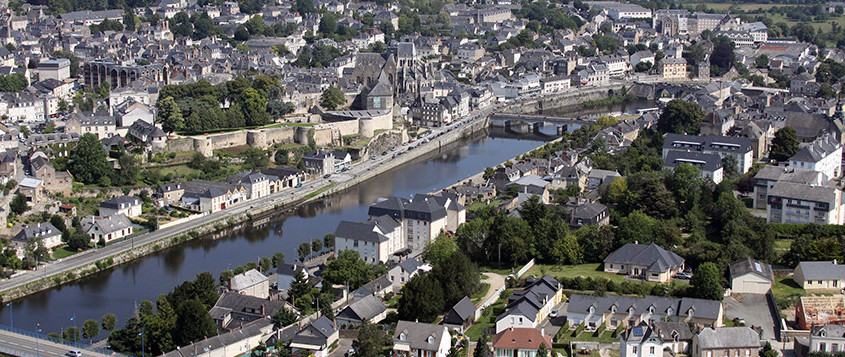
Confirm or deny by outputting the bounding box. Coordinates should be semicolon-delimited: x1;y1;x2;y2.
0;324;122;357
489;113;594;135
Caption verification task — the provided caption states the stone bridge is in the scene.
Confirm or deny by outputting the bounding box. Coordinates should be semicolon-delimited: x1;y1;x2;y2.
489;113;594;135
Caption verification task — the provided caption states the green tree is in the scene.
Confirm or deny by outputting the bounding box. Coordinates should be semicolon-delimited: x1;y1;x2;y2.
242;148;270;170
68;133;113;184
289;269;312;302
323;234;335;249
320;13;338;35
817;83;836;98
320;86;345;110
474;333;492;357
82;319;100;342
10;193;28;215
721;156;739;181
116;153;139;186
657;99;704;135
272;308;298;329
298;242;310;261
312;238;323;254
240;88;270;126
421;232;458;267
102;313;117;331
352;319;388;357
755;54;769;69
63;326;80;342
762;342;779;357
67;230;91;251
323;250;375;289
272;252;286;267
398;274;444;322
50;215;66;232
690;262;723;300
432;251;480;308
157;96;184;133
174;299;217;346
537;342;549;357
770;127;800;161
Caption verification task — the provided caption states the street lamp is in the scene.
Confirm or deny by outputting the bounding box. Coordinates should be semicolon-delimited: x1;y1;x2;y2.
139;331;145;357
35;323;41;357
70;314;77;343
5;302;11;329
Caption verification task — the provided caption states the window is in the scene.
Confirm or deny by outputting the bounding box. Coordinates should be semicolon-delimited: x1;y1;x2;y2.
633;347;637;354
820;343;827;352
650;347;655;355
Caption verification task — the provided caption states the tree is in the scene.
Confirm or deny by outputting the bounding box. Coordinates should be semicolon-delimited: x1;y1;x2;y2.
289;269;312;302
710;36;735;77
762;342;779;357
817;83;836;98
770;127;800;161
352;319;388;357
102;313;117;331
320;86;345;110
398;274;444;322
298;242;310;261
63;326;80;342
67;230;91;251
537;342;549;357
421;232;458;267
657;99;704;135
323;250;375;289
242;148;270;170
10;193;28;215
50;215;66;232
116;153;139;186
312;239;323;255
690;262;723;300
474;333;492;357
69;133;113;184
319;13;338;35
432;251;480;308
721;156;739;181
272;308;298;329
323;234;335;249
240;88;270;126
174;299;217;346
272;252;286;267
82;319;100;342
755;54;769;69
157;96;184;133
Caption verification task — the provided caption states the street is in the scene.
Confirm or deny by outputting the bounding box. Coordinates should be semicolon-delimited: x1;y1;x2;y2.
0;329;111;357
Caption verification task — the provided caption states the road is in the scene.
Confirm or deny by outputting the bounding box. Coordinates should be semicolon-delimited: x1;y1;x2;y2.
0;329;111;357
0;104;499;299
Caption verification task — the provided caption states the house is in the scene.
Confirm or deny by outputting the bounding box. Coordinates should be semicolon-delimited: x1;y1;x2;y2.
336;294;388;325
156;183;184;207
393;321;451;357
691;327;761;357
209;291;291;332
226;172;270;200
98;196;142;218
603;243;685;283
587;169;621;190
507;175;551;204
765;182;844;225
262;167;306;191
12;222;62;258
388;258;430;293
729;258;774;294
569;202;610;228
368;194;464;253
620;323;665;357
302;150;352;174
18;177;44;205
794;261;845;292
653;321;695;355
229;269;269;299
126;120;167;151
659;57;687;79
29;153;72;196
442;296;476;332
566;294;724;330
81;214;133;244
334;215;403;264
276;262;306;291
492;327;553;357
662;134;754;174
663;151;724;184
66;112;118;139
796;296;845;329
353;274;393;300
290;316;339;357
752;166;823;210
808;324;845;354
496;275;563;333
789;134;842;180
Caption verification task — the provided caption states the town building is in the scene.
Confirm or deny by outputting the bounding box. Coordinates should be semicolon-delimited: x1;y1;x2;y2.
603;243;685;283
12;222;62;258
496;275;562;333
334;215;403;264
393;321;451;357
229;269;269;299
691;327;761;357
765;182;844;225
752;166;824;210
493;327;553;357
442;296;476;332
566;294;724;330
663;134;754;174
794;261;845;292
290;317;339;357
796;295;845;329
209;292;290;332
788;134;843;181
336;295;388;325
81;214;133;244
98;195;142;218
729;258;774;294
663;151;724;183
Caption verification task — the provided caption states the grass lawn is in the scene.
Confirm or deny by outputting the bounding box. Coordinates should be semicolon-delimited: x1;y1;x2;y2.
773;276;805;300
385;294;401;308
216;145;253;156
526;263;631;284
479;265;515;276
774;239;792;251
472;283;492;302
465;318;494;341
52;247;78;260
304;183;336;200
698;3;797;11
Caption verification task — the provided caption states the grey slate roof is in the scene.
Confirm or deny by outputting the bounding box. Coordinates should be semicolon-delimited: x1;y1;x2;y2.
81;214;132;235
566;294;722;321
729;258;774;282
571;202;608;220
796;261;845;280
790;134;840;163
230;269;268;291
398;258;423;273
664;150;723;172
292;316;336;347
663;133;752;154
353;274;392;300
443;296;476;325
768;181;839;205
811;324;845;338
603;243;684;273
696;327;761;349
652;321;694;341
753;165;822;185
13;222;60;243
334;215;400;244
99;195;140;210
337;294;387;322
394;321;448;351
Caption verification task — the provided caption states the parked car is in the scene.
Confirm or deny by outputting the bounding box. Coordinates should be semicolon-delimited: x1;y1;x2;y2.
550;310;558;318
733;317;746;325
66;351;82;357
323;174;331;179
674;272;692;279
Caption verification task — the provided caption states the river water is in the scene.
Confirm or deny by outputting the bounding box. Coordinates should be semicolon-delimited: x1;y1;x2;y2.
1;132;547;338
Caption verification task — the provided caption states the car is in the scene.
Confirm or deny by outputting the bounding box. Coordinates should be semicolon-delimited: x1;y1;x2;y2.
382;151;388;156
323;174;331;179
346;348;355;357
674;272;692;279
733;317;746;325
66;351;82;357
550;310;558;318
295;183;302;188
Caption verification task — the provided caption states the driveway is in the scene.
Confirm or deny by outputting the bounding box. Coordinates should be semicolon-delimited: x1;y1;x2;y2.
539;301;568;340
327;337;354;357
723;293;778;340
479;272;506;306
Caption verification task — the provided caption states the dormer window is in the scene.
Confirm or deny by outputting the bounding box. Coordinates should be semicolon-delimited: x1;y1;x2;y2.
427;335;435;344
821;330;827;337
400;332;407;341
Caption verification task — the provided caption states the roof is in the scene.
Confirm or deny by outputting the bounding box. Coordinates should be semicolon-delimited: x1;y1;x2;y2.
652;321;694;341
292;316;337;347
230;269;269;291
19;177;42;188
81;214;132;235
696;327;761;349
566;294;722;322
353;274;392;300
571;202;608;220
768;181;839;205
797;261;845;281
394;321;448;351
99;195;140;210
398;258;423;273
492;327;553;350
443;296;476;325
790;134;841;163
337;295;387;322
334;216;400;244
730;258;774;282
603;243;685;272
663;133;753;154
510;174;549;188
13;222;60;243
663;150;723;172
753;165;823;185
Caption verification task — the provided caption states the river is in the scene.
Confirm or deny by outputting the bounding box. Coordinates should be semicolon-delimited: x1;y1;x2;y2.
0;132;546;338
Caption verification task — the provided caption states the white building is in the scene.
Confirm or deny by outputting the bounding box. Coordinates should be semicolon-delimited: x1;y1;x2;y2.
37;58;71;81
789;134;843;181
334;215;403;264
766;182;844;225
367;194;465;254
98;196;142;218
540;76;571;95
81;214;133;244
663;133;754;174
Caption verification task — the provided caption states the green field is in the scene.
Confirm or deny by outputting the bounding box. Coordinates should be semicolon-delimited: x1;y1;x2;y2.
773;276;805;300
52;247;78;260
472;283;492;303
526;263;648;285
697;3;798;11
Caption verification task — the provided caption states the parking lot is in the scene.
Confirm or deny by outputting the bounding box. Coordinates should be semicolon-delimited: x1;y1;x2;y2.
723;293;778;341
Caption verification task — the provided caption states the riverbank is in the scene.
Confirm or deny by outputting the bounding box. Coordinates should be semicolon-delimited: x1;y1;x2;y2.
0;108;493;302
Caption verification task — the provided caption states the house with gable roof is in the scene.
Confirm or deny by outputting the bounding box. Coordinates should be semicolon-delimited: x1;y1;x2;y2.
603;242;685;283
620;323;666;357
229;268;269;299
729;258;774;294
808;324;845;354
691;327;761;357
493;327;553;357
495;275;562;333
566;294;724;330
788;133;842;181
336;294;388;325
387;258;431;293
334;215;403;264
393;321;451;357
290;316;339;357
794;261;845;292
442;296;477;332
98;195;142;218
81;214;133;244
209;291;291;332
12;222;62;258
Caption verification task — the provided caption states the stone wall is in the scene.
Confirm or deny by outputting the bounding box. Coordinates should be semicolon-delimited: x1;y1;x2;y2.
359;111;393;137
166;137;194;152
503;84;626;114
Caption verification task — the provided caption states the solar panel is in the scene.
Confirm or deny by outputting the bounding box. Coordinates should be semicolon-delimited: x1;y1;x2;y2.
633;327;643;336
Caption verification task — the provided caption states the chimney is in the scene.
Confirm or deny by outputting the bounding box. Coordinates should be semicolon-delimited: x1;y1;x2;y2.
261;304;265;316
541;328;545;336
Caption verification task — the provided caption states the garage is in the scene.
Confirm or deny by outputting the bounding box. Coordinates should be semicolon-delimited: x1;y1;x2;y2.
729;257;774;294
